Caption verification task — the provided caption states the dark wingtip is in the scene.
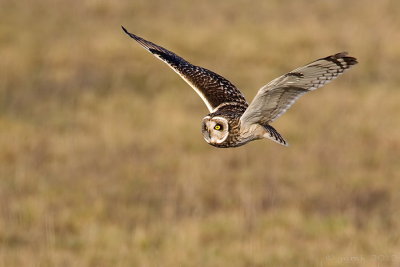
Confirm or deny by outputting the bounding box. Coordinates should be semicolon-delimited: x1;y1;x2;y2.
121;25;129;35
334;51;348;58
121;26;141;42
334;51;358;66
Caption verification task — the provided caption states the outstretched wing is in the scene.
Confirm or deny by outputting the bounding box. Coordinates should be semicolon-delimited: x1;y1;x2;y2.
122;26;247;112
240;52;357;126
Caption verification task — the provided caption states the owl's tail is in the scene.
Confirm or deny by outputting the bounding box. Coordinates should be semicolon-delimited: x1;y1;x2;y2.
262;125;288;146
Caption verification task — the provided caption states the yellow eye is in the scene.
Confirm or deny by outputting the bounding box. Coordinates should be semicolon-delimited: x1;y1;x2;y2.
214;124;222;131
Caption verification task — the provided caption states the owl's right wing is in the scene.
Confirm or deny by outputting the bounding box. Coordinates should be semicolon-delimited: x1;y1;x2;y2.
240;52;357;127
122;26;248;112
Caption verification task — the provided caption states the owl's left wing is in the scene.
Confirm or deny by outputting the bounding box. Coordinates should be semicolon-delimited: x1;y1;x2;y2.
122;26;248;112
240;52;357;127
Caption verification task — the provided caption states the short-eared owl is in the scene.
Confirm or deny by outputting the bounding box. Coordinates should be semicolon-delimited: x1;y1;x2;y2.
122;26;357;148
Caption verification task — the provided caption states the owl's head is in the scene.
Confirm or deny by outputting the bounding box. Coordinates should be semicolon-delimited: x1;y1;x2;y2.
201;116;229;145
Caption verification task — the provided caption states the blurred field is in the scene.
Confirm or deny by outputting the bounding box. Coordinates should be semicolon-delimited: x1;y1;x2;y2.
1;0;400;266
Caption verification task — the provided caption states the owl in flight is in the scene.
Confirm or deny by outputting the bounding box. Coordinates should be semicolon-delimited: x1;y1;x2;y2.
122;26;357;148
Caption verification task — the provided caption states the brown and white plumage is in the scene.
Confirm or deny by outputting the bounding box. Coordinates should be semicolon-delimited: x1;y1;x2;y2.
121;26;247;112
122;26;358;148
240;53;357;126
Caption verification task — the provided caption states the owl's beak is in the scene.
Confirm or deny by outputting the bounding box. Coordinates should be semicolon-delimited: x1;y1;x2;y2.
210;136;218;144
207;129;219;144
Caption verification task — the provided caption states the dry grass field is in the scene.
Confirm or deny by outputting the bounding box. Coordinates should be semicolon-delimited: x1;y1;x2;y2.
1;0;400;266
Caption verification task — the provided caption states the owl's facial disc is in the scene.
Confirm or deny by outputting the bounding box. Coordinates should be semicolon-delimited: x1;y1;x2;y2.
201;116;229;144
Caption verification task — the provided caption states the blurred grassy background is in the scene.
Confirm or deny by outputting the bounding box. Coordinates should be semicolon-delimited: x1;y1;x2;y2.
1;0;400;266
